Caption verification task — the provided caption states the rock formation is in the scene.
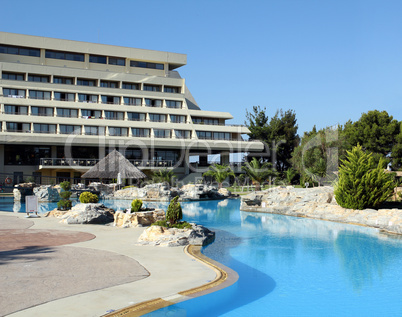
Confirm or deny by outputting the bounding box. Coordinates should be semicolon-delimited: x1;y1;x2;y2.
241;186;402;235
54;203;115;224
137;224;215;247
113;210;166;228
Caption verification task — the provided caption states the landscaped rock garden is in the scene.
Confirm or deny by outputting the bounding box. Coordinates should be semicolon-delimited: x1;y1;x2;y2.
137;224;215;247
45;203;115;224
112;183;232;201
241;186;402;235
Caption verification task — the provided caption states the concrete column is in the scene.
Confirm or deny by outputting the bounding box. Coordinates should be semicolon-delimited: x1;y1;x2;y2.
51;146;57;158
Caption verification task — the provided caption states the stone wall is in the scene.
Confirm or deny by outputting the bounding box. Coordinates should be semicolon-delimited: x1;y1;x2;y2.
240;186;402;235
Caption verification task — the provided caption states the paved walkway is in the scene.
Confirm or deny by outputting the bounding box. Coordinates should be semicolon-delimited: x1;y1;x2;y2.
0;212;216;317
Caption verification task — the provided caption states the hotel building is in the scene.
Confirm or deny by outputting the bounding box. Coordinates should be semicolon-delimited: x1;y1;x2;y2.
0;32;263;184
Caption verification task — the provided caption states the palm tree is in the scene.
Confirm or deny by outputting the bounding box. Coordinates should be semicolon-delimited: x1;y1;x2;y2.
284;168;297;185
203;164;235;188
152;168;176;185
242;157;276;191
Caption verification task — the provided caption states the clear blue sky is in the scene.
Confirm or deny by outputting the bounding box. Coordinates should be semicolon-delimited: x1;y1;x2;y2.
2;0;402;135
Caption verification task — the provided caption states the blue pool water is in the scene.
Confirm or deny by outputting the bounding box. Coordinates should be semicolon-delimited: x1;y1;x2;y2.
3;198;402;316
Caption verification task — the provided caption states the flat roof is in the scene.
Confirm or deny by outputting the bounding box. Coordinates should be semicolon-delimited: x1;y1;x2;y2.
0;32;187;69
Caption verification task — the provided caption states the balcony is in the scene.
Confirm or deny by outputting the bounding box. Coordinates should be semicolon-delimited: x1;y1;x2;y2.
39;158;174;169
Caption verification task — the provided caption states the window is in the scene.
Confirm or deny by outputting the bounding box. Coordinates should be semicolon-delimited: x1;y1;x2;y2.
5;145;50;165
104;111;124;120
57;108;78;118
6;122;30;132
100;80;119;88
54;92;75;101
192;117;219;125
31;107;54;116
29;90;51;100
124;149;142;160
175;130;191;139
60;125;81;134
53;76;74;85
2;72;25;81
166;100;182;109
3;88;26;98
130;60;164;70
154;129;171;138
149;114;166;122
152;150;179;164
145;98;162;107
77;78;96;86
109;127;128;136
164;86;180;93
45;50;84;62
81;109;101;118
127;112;145;121
84;126;104;136
132;128;150;137
108;57;125;66
196;131;230;140
89;54;107;64
0;45;40;57
4;105;28;115
123;97;142;106
122;82;139;90
143;84;161;92
78;94;98;103
101;95;120;105
28;74;50;83
170;115;186;123
33;123;56;134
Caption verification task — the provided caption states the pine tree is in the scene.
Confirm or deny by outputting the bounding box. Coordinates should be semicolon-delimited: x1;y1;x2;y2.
334;145;395;209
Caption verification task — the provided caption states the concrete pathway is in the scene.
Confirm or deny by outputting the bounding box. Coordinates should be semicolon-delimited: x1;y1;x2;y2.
0;211;216;317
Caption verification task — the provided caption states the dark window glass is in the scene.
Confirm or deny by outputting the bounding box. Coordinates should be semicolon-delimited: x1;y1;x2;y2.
164;86;180;93
33;123;56;134
154;129;171;138
100;81;119;88
31;107;53;116
122;82;139;90
78;94;98;103
101;95;120;104
29;90;51;100
4;105;28;115
89;54;107;64
109;127;128;136
145;98;162;107
60;125;81;134
108;57;125;66
3;88;26;97
77;78;96;86
104;111;124;120
2;72;25;81
123;97;142;105
130;60;164;70
4;145;50;165
57;108;78;118
166;100;182;109
127;112;145;121
0;45;40;57
53;76;74;85
143;84;161;92
45;50;84;62
28;75;50;83
81;109;101;118
132;128;150;137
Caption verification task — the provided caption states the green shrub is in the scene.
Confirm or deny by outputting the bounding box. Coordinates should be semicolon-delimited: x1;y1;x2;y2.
131;199;143;212
398;191;402;201
60;181;71;191
166;196;182;225
79;191;99;203
57;199;72;210
334;145;395;209
152;220;169;227
59;191;72;200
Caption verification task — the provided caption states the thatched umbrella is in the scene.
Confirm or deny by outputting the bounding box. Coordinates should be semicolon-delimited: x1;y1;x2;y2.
81;149;147;180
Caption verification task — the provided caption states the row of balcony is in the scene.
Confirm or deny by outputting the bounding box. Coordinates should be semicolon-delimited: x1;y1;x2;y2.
40;158;174;168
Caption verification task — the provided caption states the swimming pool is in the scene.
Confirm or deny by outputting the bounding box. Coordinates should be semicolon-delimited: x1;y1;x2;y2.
3;198;402;316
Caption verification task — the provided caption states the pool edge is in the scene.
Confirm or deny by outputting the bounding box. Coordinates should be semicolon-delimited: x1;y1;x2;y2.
103;244;239;317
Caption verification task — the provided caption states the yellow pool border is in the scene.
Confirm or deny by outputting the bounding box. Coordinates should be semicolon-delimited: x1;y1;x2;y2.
104;244;238;317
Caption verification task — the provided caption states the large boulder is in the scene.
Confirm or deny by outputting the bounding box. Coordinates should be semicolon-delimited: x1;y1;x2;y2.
13;183;36;201
59;203;115;224
33;185;60;202
113;210;165;228
137;224;215;247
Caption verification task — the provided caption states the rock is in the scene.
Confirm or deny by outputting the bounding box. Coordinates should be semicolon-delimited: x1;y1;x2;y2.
218;188;231;197
44;208;69;218
13;189;21;202
59;203;114;224
137;224;215;247
33;185;60;202
240;186;402;235
113;210;165;228
13;183;36;201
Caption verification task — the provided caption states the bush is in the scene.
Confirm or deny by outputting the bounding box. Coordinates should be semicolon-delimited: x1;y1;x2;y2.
60;181;71;191
79;191;99;203
166;196;182;225
151;220;192;229
59;191;72;200
57;199;72;210
334;145;395;209
152;220;169;227
131;199;143;212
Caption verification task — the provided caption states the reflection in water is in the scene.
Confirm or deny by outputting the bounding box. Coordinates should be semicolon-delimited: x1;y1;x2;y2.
334;231;402;291
240;211;402;293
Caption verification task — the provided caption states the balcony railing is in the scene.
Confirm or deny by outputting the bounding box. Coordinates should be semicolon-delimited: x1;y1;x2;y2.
40;158;173;168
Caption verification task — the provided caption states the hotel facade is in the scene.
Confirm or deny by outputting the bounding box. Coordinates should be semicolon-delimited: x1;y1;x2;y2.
0;32;263;185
